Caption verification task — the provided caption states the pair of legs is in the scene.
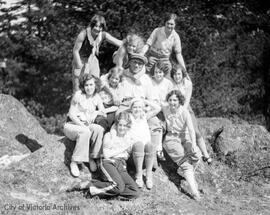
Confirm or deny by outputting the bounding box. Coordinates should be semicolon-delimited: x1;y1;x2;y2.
146;55;172;78
132;141;155;189
85;158;139;199
148;116;164;165
63;122;104;176
163;134;201;199
188;106;211;163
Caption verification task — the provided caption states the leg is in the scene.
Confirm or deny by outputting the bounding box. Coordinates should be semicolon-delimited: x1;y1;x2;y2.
88;124;104;159
63;123;92;176
144;143;155;189
132;142;145;188
146;56;158;74
161;59;172;79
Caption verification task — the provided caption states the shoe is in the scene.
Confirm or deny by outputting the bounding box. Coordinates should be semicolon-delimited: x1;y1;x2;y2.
146;176;153;189
89;186;103;196
202;156;212;165
70;161;80;177
157;151;166;161
135;176;144;188
89;159;97;172
192;192;202;201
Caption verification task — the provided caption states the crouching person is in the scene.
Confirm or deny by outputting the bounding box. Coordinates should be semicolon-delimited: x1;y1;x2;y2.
68;112;140;199
162;90;202;200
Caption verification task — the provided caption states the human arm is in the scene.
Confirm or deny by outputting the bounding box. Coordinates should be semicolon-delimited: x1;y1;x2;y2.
113;46;126;68
96;95;107;117
104;32;123;47
104;106;118;114
144;99;162;120
183;78;192;109
174;33;186;72
141;28;157;55
73;30;86;69
185;110;196;148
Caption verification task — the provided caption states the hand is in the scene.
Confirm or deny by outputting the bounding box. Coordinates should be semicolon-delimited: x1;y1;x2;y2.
97;110;107;117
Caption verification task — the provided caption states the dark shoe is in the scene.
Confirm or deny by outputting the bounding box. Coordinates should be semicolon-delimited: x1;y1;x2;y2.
202;156;212;165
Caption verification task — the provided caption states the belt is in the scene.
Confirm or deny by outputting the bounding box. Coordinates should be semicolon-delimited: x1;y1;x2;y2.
149;49;170;59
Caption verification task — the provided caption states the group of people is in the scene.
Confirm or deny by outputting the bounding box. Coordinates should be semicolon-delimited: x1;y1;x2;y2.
64;13;212;201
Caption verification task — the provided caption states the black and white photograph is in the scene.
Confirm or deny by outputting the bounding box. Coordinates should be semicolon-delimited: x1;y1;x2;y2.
0;0;269;214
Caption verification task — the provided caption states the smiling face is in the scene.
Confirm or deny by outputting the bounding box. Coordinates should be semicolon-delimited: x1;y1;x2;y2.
173;68;183;84
153;67;165;83
165;19;176;34
129;59;144;74
116;119;129;136
108;73;121;89
84;79;96;96
131;101;144;118
91;21;103;37
126;42;137;54
168;94;180;111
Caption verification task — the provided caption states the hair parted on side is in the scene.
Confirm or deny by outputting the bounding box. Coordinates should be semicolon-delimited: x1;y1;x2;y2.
166;90;185;106
80;73;102;95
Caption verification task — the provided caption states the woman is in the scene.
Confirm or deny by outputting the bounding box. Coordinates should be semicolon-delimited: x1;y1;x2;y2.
63;74;106;177
162;90;201;200
141;13;186;75
72;14;122;92
68;112;140;199
129;98;161;189
171;65;212;164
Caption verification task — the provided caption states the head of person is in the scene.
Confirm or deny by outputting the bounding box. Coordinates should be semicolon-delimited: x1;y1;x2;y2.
129;98;145;119
128;53;148;75
80;74;101;96
107;67;123;89
90;14;107;36
170;64;188;84
150;61;168;83
115;111;132;136
164;13;178;34
166;90;185;111
124;34;145;54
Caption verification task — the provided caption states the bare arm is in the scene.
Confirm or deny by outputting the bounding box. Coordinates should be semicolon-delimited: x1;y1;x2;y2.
145;99;161;120
183;78;192;109
73;30;86;69
176;53;187;72
185;110;196;148
141;44;150;55
113;46;126;68
104;32;123;47
68;96;87;127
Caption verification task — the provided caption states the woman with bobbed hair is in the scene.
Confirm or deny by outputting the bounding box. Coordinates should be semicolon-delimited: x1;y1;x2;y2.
72;14;122;92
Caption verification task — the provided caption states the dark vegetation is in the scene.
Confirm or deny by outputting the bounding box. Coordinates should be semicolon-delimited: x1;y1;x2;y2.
0;0;269;133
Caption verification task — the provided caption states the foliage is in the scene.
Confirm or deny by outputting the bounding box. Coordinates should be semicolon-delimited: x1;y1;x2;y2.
0;0;269;132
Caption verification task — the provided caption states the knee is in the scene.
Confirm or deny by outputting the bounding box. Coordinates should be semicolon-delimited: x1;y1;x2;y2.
132;142;144;154
92;124;104;134
144;143;155;154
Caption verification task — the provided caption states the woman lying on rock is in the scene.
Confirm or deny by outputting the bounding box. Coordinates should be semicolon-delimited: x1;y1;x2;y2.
67;112;140;199
63;74;108;177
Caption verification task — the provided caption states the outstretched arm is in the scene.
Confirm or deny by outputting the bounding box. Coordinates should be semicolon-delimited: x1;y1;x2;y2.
73;30;86;69
185;110;196;148
104;32;123;47
144;99;161;120
183;78;192;109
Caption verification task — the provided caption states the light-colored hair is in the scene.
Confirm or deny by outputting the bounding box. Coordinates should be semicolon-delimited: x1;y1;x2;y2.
124;33;145;53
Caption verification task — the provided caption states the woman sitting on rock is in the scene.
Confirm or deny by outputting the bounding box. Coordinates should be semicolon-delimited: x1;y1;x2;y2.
63;74;107;177
68;112;140;199
162;90;202;200
171;65;212;164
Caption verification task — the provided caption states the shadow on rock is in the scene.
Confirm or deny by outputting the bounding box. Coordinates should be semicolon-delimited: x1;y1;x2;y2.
16;134;43;153
159;151;194;199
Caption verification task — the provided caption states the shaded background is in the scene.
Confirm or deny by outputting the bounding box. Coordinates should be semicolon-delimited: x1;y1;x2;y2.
0;0;269;133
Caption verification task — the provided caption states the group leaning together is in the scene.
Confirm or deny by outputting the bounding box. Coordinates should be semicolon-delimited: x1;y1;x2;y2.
64;13;212;201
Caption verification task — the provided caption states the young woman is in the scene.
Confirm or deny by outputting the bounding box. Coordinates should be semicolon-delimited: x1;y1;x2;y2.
129;98;161;189
68;112;140;199
149;61;174;160
171;65;212;164
63;74;106;177
72;14;122;92
141;13;186;75
162;90;201;200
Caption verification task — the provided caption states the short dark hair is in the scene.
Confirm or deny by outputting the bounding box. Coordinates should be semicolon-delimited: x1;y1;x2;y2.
90;14;107;31
166;90;185;106
150;60;169;77
164;13;178;24
80;73;101;95
170;64;188;81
